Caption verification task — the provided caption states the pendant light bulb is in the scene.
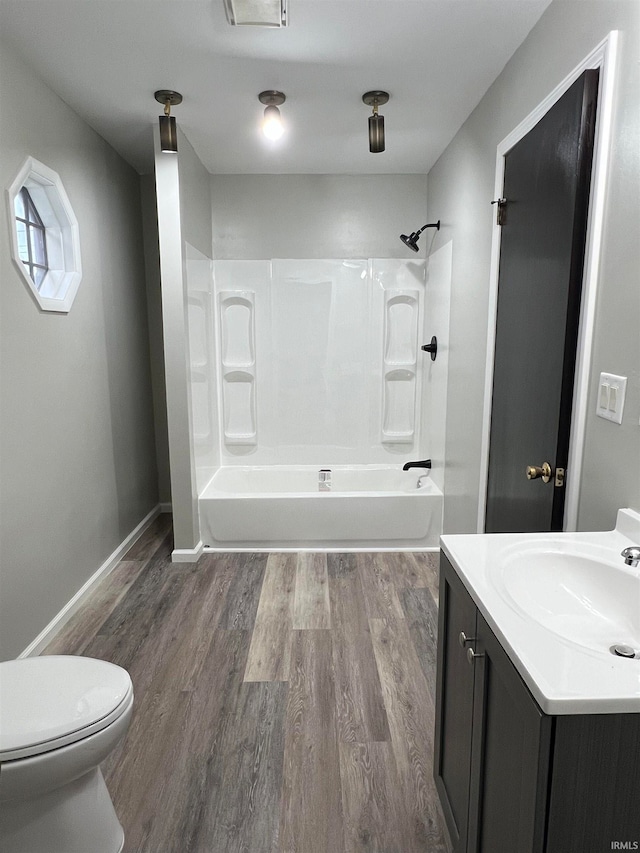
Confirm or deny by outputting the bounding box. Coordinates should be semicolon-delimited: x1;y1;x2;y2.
262;104;284;140
258;90;286;141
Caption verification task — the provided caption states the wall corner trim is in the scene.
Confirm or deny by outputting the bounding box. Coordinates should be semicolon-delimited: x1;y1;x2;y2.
18;504;163;659
171;542;204;563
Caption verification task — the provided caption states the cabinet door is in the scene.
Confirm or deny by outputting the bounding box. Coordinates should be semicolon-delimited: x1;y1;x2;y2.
467;613;552;853
546;713;640;853
434;556;478;851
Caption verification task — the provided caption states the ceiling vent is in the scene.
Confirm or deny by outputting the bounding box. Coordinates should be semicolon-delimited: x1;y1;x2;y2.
223;0;287;27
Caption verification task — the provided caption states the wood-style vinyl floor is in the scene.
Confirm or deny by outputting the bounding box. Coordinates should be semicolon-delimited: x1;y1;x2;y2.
44;514;451;853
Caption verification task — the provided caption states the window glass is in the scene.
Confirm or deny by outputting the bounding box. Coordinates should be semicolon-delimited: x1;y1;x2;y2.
16;219;29;262
33;267;47;288
14;191;26;220
14;187;48;289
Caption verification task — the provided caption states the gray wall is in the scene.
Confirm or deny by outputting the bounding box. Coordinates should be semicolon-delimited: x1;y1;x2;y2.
427;0;640;534
141;173;171;505
0;43;158;659
180;134;214;260
210;174;428;259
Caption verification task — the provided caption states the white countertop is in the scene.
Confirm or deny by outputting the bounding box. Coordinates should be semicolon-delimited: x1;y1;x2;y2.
440;509;640;715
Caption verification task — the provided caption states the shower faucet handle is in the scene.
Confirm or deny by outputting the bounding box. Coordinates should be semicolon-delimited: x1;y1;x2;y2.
421;336;438;361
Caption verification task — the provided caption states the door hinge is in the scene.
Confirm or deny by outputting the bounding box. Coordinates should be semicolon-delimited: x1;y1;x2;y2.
491;197;507;225
555;467;565;488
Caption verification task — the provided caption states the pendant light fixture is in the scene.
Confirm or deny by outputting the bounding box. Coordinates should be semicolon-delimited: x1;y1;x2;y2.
258;91;286;140
362;91;389;153
154;90;183;153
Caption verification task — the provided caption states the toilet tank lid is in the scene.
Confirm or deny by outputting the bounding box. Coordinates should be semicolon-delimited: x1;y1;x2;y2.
0;656;132;754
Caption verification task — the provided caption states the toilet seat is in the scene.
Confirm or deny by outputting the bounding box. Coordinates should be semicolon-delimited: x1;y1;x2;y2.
0;656;133;762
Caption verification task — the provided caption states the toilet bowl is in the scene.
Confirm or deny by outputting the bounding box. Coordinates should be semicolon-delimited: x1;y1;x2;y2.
0;655;134;853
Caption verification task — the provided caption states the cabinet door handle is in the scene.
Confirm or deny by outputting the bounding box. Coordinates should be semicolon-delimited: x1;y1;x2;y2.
459;631;476;648
467;647;485;665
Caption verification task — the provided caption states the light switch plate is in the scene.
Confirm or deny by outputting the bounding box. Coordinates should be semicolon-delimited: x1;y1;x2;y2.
596;372;627;424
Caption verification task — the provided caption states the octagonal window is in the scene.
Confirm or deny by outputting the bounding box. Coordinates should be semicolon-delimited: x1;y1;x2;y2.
7;157;82;313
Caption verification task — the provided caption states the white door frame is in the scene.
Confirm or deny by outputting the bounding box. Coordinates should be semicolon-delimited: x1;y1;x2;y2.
477;32;619;534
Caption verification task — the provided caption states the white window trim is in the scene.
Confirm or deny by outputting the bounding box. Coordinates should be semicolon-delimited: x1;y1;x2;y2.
6;157;82;313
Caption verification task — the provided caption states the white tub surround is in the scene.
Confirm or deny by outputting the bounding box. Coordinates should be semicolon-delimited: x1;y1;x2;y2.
207;259;428;466
200;465;442;550
441;508;640;714
188;257;446;550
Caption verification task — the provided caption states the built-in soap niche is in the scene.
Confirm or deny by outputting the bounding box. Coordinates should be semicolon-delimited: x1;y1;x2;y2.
220;292;255;368
188;295;209;369
222;371;256;445
382;369;416;443
381;289;419;445
191;370;212;441
384;291;419;364
188;293;214;443
219;291;257;447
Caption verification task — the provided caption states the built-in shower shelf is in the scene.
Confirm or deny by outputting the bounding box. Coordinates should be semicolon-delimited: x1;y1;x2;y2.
188;290;215;451
222;370;257;445
219;290;258;447
188;295;210;369
191;369;213;441
220;291;255;368
384;290;419;364
381;288;420;445
382;368;416;444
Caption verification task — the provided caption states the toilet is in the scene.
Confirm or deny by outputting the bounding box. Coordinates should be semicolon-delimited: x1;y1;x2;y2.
0;655;134;853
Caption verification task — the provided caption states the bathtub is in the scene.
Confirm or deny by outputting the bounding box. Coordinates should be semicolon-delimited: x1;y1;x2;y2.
199;465;443;550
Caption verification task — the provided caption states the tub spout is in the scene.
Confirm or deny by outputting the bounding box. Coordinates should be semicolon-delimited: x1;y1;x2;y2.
402;459;432;471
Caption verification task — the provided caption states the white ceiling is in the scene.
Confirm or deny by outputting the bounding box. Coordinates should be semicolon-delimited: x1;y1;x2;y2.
0;0;552;176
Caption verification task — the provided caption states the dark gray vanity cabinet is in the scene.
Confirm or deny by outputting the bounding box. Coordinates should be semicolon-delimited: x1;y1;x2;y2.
434;553;640;853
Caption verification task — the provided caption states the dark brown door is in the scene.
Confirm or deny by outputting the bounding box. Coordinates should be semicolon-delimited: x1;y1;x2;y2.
485;70;599;533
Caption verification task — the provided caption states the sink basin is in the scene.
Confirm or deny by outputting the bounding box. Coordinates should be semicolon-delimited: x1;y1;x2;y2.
442;510;640;713
492;543;640;654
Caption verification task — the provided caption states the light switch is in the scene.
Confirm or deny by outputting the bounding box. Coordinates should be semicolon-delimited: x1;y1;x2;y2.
599;380;610;410
596;372;627;424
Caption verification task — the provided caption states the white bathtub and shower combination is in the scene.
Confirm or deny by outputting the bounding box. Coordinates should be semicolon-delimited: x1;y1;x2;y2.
199;465;443;550
187;257;450;553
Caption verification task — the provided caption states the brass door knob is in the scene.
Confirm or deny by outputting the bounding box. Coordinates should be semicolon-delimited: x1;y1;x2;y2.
526;462;552;483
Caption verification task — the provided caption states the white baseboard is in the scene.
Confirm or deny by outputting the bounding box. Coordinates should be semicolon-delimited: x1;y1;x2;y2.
171;541;204;563
19;504;163;659
159;502;172;513
202;546;440;554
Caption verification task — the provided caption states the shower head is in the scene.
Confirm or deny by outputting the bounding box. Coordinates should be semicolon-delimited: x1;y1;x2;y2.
400;220;441;253
400;232;420;252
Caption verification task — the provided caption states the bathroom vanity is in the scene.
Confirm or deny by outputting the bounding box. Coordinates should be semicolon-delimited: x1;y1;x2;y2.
434;511;640;853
